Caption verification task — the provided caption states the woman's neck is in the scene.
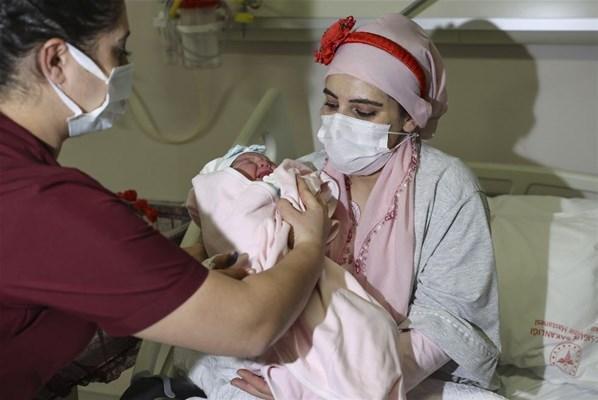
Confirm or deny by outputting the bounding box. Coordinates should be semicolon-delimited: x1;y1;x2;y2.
350;170;382;187
349;170;382;214
0;93;68;156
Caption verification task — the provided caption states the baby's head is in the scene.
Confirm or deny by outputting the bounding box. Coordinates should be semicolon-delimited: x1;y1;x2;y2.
231;152;277;181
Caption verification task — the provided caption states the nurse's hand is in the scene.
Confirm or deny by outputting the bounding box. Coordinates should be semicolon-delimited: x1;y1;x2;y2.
231;369;274;399
278;178;330;251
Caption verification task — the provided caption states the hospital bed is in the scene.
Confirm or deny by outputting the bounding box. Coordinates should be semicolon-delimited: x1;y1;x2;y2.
130;88;598;399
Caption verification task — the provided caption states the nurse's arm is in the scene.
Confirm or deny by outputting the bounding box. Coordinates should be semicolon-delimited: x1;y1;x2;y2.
181;242;208;262
135;179;328;358
135;241;323;357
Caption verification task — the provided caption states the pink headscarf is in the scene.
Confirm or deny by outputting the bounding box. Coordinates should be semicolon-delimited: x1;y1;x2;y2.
317;14;447;321
317;14;448;139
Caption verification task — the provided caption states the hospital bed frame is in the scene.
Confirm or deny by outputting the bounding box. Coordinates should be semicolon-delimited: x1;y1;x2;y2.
130;88;598;383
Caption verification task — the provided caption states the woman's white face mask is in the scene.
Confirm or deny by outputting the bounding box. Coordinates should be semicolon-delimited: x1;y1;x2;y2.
317;113;416;176
47;43;133;137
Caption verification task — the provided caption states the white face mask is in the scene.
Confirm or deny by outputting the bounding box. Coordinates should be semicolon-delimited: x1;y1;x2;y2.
317;113;415;176
48;43;134;137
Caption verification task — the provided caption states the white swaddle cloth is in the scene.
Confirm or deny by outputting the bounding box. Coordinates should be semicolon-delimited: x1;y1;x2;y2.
186;150;405;399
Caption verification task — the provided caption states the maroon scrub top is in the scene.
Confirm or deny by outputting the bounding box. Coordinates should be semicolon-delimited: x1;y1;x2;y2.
0;114;208;398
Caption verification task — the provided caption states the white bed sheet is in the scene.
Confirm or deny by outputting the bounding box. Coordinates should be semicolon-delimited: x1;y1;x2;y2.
498;367;598;400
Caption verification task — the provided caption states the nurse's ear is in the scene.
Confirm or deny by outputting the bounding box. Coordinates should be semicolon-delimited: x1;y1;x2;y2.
37;39;70;86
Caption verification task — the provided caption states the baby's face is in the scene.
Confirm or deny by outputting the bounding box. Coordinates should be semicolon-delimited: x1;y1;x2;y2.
231;152;277;181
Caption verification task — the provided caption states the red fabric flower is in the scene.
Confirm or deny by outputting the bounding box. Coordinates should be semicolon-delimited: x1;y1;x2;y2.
117;189;159;226
145;207;159;223
117;190;137;202
134;199;149;212
314;16;356;65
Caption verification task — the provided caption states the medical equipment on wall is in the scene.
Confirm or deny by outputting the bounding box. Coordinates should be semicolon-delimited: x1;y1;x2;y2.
154;0;262;68
233;0;263;37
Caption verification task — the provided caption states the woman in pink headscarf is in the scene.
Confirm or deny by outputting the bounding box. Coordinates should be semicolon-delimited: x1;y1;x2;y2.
233;13;500;398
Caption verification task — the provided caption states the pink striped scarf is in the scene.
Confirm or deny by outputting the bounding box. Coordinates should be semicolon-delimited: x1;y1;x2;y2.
325;137;420;322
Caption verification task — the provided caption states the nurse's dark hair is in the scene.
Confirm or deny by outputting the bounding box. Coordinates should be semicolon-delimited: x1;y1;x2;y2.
0;0;125;96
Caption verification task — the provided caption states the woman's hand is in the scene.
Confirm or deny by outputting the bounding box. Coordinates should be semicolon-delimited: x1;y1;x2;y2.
231;369;274;400
278;178;331;251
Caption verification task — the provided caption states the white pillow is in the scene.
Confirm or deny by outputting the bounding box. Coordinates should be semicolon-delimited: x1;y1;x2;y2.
489;195;598;389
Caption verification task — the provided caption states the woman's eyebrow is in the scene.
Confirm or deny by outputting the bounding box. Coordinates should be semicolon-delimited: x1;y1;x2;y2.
349;98;383;107
323;88;338;98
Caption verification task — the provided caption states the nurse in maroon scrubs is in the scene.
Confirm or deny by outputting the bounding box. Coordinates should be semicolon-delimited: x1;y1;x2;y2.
0;1;329;398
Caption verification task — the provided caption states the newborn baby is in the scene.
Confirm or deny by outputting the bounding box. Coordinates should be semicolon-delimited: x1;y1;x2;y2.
183;145;404;400
188;146;335;270
230;151;277;181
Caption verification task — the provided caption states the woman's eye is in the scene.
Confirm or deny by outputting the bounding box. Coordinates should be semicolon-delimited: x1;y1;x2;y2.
354;109;376;118
324;102;338;109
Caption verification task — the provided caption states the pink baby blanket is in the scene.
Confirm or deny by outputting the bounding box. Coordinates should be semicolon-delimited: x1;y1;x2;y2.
190;159;404;399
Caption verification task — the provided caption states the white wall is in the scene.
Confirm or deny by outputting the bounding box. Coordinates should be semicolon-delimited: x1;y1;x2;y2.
430;42;598;172
58;1;598;202
250;0;596;18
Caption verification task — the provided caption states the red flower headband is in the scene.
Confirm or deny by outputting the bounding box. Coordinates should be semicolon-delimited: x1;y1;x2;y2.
314;16;427;97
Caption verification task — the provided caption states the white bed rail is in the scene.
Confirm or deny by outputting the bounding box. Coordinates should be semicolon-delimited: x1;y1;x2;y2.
235;88;300;163
468;162;598;199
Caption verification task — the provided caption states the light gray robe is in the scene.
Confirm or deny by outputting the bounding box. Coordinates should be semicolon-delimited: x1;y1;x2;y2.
301;143;500;389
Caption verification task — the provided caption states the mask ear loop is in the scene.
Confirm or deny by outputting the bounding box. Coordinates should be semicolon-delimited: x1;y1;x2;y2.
388;131;418;137
66;43;109;83
47;78;82;115
387;131;419;151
